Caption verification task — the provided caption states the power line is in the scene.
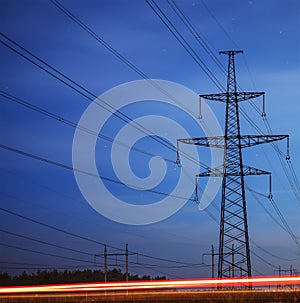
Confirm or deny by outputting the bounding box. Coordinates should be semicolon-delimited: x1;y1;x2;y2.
166;0;227;75
0;242;94;265
0;90;173;165
0;229;94;257
50;0;149;81
0;207;200;267
1;228;200;272
251;250;277;269
1;184;292;274
3;190;283;273
250;239;300;262
0;33;215;174
247;186;298;237
0;32;178;155
0;143;193;202
0;261;101;269
269;197;300;250
199;0;240;49
145;0;225;92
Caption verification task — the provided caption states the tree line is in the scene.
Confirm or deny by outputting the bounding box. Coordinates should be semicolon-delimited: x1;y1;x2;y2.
0;268;166;286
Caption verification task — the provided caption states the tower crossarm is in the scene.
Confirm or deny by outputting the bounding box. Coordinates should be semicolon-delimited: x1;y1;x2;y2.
239;134;288;148
177;134;288;150
178;136;224;148
197;165;270;177
200;92;264;103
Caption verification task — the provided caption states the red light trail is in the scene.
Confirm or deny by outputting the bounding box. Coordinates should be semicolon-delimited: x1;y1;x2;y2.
0;275;299;294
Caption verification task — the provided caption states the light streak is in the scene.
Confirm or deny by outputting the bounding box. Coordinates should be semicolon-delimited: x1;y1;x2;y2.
0;275;299;294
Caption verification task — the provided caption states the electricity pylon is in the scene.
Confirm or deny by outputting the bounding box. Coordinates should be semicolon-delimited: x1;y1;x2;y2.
177;50;289;278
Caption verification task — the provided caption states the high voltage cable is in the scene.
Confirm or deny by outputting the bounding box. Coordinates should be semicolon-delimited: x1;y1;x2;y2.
0;243;94;265
269;198;300;250
250;239;300;262
0;229;189;278
0;89;221;247
48;0;228;173
50;0;149;81
264;118;300;204
0;261;99;269
55;0;203;134
199;0;239;50
0;33;177;155
1;229;202;272
0;143;194;202
247;187;298;238
1;82;224;219
0;229;94;257
3;184;289;268
1;90;221;229
49;0;203;119
1;191;291;272
250;250;277;269
0;33;213;172
0;207;200;267
49;0;229;173
2;217;266;274
145;0;225;92
166;0;227;75
0;91;173;165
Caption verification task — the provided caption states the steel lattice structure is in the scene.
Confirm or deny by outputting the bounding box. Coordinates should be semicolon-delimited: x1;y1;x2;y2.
178;50;289;278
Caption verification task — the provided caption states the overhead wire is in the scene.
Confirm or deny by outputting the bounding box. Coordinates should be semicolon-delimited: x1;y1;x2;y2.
145;0;225;92
0;143;195;202
0;207;202;267
166;0;227;75
269;197;300;250
1;90;221;253
0;32;179;157
0;229;94;257
0;261;98;270
0;91;174;165
1;89;223;224
0;33;216;175
0;242;94;265
0;228;194;278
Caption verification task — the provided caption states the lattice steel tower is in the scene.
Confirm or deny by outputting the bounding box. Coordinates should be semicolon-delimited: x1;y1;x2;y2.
177;50;289;278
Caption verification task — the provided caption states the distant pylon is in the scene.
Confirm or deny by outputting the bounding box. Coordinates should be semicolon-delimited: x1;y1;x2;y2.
177;50;289;278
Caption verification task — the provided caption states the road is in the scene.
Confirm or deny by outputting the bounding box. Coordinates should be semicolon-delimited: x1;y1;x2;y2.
1;289;300;303
1;276;299;302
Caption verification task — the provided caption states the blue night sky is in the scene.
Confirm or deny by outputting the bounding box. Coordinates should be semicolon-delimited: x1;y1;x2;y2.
1;0;300;278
